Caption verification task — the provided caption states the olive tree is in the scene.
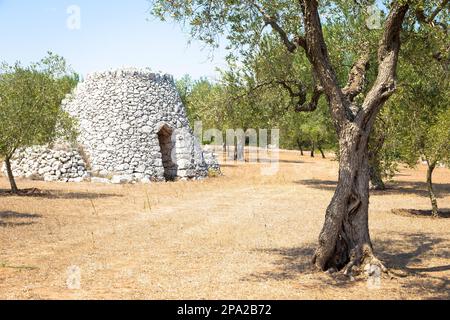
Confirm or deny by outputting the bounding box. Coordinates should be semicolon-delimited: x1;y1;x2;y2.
389;42;449;216
0;53;78;193
151;0;447;273
425;110;450;216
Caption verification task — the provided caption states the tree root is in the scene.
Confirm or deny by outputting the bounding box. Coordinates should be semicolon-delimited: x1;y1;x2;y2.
339;249;388;280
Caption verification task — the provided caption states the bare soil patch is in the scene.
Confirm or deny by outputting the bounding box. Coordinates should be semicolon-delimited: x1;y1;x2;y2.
1;150;449;300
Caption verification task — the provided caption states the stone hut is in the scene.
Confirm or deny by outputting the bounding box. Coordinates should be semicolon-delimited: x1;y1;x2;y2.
6;69;219;183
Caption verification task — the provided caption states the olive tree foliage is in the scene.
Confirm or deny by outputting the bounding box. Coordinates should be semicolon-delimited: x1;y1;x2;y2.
176;75;229;129
177;74;271;133
367;112;401;189
177;35;337;152
386;24;450;216
367;4;449;191
152;0;448;273
0;53;79;193
224;34;338;154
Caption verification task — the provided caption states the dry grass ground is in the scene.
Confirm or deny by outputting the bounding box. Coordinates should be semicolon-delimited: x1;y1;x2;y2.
0;150;449;300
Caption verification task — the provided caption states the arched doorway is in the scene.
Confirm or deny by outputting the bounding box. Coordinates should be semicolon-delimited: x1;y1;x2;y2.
157;124;177;181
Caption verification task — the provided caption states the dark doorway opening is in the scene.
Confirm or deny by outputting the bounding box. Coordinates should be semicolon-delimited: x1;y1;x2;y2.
157;125;177;181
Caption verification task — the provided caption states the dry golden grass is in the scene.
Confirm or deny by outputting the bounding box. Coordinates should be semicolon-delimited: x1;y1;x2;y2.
0;150;449;300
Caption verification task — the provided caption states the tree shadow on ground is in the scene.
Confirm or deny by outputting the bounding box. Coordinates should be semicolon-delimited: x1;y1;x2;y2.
0;188;122;200
375;232;450;299
376;233;450;268
0;211;42;228
295;179;450;198
244;233;450;298
277;159;305;164
242;246;354;288
257;158;304;164
220;159;305;165
392;208;450;219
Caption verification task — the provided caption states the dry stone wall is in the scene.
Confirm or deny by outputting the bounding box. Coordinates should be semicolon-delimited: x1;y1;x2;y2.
3;145;89;182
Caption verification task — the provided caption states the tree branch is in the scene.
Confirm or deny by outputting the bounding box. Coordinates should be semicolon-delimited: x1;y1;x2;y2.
429;0;449;22
295;82;324;113
416;0;449;26
357;2;409;127
229;78;306;107
249;0;306;52
342;50;370;102
302;0;349;131
230;76;324;113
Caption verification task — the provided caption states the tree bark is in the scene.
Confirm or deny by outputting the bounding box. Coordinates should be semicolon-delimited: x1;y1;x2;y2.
297;138;304;156
312;124;381;273
4;157;19;194
369;163;386;190
311;141;315;158
318;145;326;159
426;161;439;217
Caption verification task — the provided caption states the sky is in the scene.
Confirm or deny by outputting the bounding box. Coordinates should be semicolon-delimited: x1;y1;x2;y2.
0;0;228;80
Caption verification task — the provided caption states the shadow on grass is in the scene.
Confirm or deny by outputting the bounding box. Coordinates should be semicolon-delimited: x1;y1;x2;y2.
392;208;450;219
0;188;122;200
245;233;450;298
277;159;305;164
375;233;450;272
0;211;42;228
376;232;450;299
257;158;305;164
295;179;450;199
219;158;305;165
243;246;355;288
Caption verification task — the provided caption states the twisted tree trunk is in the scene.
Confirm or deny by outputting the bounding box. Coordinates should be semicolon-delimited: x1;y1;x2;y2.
5;156;19;194
369;162;386;190
426;161;439;217
318;145;326;159
312;124;380;272
297;138;304;156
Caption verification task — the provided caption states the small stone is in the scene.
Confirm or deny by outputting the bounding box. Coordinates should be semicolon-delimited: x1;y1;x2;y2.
91;177;111;184
120;123;131;130
135;165;146;173
44;175;58;182
140;177;151;184
111;175;133;184
141;126;152;134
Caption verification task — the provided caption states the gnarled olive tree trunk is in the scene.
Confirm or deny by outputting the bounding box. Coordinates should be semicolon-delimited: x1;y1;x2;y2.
4;156;19;194
318;145;326;159
426;161;439;217
297;138;304;156
369;163;386;191
312;124;375;272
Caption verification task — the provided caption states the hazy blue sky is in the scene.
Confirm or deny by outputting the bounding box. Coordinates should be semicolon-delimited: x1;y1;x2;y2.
0;0;228;80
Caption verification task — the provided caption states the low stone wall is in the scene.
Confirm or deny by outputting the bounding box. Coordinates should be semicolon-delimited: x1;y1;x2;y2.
3;145;89;182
